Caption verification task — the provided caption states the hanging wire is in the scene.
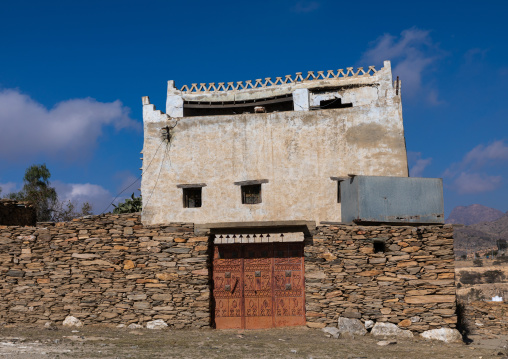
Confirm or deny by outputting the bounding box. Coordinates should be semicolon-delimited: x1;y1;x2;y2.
99;139;166;215
318;97;341;108
143;142;169;209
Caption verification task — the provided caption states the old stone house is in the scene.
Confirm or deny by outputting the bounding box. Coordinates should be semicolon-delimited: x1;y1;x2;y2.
141;61;409;225
138;61;453;331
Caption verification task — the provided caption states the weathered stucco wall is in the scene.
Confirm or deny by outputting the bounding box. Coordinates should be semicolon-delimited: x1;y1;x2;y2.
141;62;408;225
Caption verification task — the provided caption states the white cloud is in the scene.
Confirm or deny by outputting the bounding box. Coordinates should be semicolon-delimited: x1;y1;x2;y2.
360;28;443;99
444;140;508;194
463;140;508;167
408;151;432;177
292;1;320;13
453;172;502;194
0;88;140;162
53;181;115;214
0;182;19;196
411;159;432;177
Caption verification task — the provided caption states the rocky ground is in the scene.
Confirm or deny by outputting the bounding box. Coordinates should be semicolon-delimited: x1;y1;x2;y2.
0;326;506;359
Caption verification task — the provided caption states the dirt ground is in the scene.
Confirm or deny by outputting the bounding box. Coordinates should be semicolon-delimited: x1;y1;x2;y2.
0;326;506;359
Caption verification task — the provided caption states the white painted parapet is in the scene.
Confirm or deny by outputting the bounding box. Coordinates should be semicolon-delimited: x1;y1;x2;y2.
166;80;184;117
293;89;309;111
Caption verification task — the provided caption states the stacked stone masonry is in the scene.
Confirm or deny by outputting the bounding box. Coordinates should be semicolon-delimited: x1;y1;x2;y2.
0;213;456;332
0;199;36;227
462;301;508;335
305;224;457;333
0;213;210;328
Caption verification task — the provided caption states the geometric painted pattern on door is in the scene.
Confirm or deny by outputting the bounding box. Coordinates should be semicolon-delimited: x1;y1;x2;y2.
213;242;305;329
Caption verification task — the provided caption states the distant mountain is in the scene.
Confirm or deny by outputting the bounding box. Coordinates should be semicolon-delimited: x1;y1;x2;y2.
454;212;508;254
471;212;508;239
446;204;505;225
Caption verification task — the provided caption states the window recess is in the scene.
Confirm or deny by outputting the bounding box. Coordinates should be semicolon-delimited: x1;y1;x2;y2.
176;183;206;208
234;179;268;205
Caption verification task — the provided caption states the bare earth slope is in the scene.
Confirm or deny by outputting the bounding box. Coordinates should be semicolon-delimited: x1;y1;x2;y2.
447;204;504;225
454;210;508;254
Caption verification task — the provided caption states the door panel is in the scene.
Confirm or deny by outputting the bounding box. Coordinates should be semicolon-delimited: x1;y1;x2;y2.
273;243;306;327
213;242;305;329
243;244;273;329
213;245;243;329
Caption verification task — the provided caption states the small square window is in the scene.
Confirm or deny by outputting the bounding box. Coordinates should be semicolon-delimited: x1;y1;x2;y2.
183;187;202;208
242;184;261;204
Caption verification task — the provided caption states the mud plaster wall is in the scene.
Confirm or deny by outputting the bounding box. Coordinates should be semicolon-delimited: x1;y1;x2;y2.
141;65;408;226
0;214;456;332
305;224;457;333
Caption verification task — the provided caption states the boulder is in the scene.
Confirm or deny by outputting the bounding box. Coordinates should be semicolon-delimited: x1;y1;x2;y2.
146;319;168;330
337;317;367;336
420;328;462;343
371;322;413;338
364;320;374;329
322;326;340;339
62;316;83;328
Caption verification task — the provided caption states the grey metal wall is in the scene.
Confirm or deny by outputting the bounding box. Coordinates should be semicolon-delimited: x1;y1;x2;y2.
340;176;444;224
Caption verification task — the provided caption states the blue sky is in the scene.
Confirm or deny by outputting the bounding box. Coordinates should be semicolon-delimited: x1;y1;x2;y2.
0;0;507;217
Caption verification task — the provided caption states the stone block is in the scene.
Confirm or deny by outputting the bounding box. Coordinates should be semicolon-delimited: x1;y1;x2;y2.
371;322;413;338
337;317;367;336
420;328;462;343
62;316;83;328
322;326;340;338
405;295;455;304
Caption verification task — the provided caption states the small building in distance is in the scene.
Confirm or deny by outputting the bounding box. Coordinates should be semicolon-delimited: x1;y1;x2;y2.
141;61;410;225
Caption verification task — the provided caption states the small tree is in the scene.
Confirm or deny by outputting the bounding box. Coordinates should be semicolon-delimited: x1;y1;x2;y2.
112;193;142;214
52;201;93;222
10;164;57;221
483;270;505;284
473;258;483;267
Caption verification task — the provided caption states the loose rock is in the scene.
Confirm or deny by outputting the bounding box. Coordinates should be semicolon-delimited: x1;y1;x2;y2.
337;317;367;336
322;326;340;339
371;322;413;338
146;319;168;330
420;328;462;343
62;316;83;328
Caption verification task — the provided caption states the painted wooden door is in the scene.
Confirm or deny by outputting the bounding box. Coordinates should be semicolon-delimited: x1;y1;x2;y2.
213;245;243;329
273;243;306;327
213;242;305;329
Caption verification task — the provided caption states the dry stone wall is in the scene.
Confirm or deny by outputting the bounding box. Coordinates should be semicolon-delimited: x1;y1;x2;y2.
462;301;508;335
0;214;458;332
0;199;36;226
305;224;456;333
0;213;210;328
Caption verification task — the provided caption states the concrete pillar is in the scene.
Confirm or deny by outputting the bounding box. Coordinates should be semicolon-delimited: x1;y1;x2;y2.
293;88;309;111
166;80;184;117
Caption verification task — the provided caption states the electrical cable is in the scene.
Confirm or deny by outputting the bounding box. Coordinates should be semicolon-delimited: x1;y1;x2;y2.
99;139;166;215
143;142;169;209
318;97;341;109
